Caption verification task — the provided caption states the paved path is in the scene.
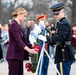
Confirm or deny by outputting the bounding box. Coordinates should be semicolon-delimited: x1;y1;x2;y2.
0;60;76;75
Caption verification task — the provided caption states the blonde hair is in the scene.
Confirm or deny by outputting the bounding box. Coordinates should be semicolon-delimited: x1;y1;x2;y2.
12;7;27;17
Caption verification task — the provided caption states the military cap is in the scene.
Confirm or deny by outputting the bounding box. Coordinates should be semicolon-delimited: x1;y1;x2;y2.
50;3;64;15
36;15;48;21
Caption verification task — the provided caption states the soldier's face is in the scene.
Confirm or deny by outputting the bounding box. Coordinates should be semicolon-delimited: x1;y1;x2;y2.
54;15;60;20
54;12;61;20
53;10;64;20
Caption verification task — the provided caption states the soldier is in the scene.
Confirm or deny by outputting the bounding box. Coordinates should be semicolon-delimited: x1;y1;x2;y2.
47;3;75;75
37;15;49;75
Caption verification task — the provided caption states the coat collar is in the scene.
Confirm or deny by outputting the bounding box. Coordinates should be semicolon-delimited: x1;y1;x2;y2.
59;17;66;22
13;20;19;25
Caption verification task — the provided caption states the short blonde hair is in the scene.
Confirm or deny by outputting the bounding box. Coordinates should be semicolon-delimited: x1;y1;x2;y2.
12;7;27;17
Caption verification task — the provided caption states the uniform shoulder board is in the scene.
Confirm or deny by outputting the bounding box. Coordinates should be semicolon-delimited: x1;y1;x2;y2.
60;21;67;25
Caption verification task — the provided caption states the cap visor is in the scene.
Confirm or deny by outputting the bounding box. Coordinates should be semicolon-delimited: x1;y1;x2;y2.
53;11;60;15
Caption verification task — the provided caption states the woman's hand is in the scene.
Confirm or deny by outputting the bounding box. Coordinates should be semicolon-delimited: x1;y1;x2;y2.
24;46;38;54
29;49;38;54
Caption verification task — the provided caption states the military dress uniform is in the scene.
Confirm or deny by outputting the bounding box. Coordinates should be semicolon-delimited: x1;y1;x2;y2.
47;3;75;75
37;15;49;75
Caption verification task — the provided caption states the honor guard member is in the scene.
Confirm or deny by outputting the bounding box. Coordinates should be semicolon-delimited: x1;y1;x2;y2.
29;14;49;75
47;3;75;75
37;15;49;75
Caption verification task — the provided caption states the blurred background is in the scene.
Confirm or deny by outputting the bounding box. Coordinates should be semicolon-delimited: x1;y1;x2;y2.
0;0;76;25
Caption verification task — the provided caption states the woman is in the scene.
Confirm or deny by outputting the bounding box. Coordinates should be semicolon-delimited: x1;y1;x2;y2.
6;7;37;75
49;22;56;59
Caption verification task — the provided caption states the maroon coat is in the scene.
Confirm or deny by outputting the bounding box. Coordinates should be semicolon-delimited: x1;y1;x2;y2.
71;31;76;46
6;20;32;61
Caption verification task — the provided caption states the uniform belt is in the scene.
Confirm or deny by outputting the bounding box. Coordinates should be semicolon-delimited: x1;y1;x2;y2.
56;41;71;45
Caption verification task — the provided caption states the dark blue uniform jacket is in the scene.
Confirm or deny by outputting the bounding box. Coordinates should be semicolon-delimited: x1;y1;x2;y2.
48;17;75;63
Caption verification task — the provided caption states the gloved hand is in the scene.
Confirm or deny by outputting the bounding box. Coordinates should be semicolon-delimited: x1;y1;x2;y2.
38;35;47;42
46;35;56;46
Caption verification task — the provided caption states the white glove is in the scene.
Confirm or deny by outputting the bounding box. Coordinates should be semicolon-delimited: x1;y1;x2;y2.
38;35;47;42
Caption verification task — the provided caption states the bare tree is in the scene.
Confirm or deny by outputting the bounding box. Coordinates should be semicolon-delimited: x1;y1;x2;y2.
0;0;74;25
0;0;18;24
72;0;76;25
0;0;5;24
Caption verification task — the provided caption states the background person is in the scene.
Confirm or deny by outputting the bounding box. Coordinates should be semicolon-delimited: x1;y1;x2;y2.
0;24;4;63
71;25;76;58
1;24;9;60
23;20;32;42
48;22;56;59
